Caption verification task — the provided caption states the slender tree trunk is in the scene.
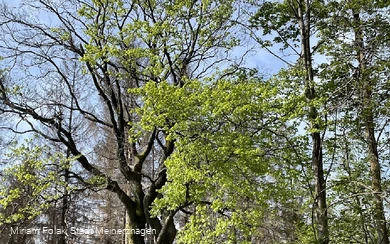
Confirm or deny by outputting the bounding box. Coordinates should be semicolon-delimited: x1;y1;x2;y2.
353;10;389;244
58;167;69;244
58;66;78;244
364;72;389;244
124;184;130;244
297;0;329;242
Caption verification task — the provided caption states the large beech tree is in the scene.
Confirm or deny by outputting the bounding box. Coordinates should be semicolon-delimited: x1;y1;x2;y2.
0;0;238;243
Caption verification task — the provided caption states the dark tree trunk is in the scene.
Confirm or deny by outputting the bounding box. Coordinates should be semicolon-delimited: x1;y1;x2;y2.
297;0;329;242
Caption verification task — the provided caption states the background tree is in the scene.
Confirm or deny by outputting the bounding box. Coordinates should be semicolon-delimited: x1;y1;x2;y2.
316;0;390;242
249;0;330;242
0;0;239;243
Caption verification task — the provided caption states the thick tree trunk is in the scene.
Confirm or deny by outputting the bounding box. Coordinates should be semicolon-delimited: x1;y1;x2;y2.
124;200;146;244
121;139;176;244
123;177;176;244
123;178;147;244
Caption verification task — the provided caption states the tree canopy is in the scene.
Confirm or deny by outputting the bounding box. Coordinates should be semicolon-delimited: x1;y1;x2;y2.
0;0;390;243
